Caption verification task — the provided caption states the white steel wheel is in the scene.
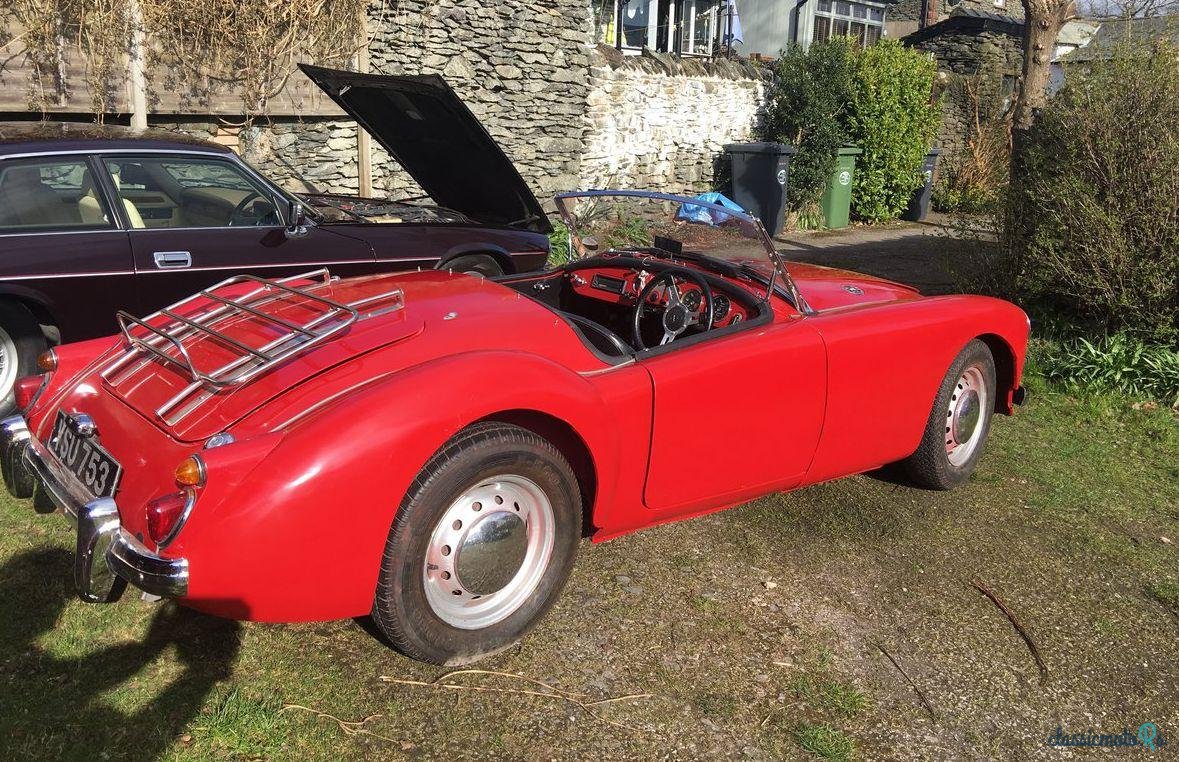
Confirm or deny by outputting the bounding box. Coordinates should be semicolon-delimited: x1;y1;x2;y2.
0;302;47;414
945;364;990;467
371;421;581;665
902;339;997;490
423;475;555;630
0;324;19;402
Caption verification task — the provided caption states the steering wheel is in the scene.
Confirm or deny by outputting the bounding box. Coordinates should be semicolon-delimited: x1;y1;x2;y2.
228;191;266;226
632;267;715;350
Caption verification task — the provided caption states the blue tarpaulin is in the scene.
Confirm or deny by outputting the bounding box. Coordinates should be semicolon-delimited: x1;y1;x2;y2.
676;191;746;226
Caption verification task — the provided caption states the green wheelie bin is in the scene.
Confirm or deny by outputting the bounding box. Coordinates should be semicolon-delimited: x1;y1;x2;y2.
819;146;862;229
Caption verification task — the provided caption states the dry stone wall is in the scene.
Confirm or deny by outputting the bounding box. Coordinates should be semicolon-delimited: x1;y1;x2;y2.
144;1;769;208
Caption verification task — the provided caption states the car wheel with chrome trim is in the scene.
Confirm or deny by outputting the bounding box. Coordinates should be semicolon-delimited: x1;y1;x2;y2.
372;421;580;665
0;301;47;415
902;339;997;490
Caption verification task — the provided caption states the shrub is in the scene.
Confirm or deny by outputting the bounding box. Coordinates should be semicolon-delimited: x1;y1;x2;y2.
846;40;942;222
1007;41;1179;342
761;39;858;215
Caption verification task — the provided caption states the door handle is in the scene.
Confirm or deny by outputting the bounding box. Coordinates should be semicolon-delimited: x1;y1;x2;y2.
153;251;192;269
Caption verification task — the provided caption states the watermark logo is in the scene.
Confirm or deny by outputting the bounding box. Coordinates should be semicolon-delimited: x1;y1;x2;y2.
1047;722;1168;751
1140;723;1162;752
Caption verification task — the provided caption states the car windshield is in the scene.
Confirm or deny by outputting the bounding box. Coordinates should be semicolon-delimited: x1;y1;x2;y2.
554;190;805;308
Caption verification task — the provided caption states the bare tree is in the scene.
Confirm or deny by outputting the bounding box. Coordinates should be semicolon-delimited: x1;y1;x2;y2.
1075;0;1178;18
1013;0;1077;132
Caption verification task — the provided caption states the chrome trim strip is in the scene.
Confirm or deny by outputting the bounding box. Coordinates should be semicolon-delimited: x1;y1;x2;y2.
0;229;129;240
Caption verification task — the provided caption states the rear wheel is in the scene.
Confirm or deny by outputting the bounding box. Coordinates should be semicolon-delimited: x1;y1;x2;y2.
902;340;997;490
0;302;47;415
444;254;504;277
372;422;580;665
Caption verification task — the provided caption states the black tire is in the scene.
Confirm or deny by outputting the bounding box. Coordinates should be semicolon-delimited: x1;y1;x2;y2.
0;302;48;415
444;254;505;277
372;422;580;665
902;339;997;490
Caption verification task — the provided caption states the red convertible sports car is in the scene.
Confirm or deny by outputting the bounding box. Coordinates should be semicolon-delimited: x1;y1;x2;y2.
1;190;1028;664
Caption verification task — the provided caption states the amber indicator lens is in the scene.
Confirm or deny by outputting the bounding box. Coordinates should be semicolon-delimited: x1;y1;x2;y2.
174;456;205;487
36;350;58;373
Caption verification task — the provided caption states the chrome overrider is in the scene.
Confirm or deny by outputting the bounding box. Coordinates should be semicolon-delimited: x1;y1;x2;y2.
0;415;188;603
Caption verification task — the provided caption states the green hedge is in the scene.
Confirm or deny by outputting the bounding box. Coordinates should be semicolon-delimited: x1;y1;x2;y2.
848;40;942;222
760;39;941;224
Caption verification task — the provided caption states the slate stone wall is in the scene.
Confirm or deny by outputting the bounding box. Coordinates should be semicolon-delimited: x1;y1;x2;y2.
910;24;1023;158
581;45;767;194
148;2;769;207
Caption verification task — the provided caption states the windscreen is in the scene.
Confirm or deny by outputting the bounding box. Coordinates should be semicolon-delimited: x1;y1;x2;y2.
553;191;788;302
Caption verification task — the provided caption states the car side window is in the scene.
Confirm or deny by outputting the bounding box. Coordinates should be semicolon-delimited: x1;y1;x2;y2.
0;157;116;233
102;156;281;230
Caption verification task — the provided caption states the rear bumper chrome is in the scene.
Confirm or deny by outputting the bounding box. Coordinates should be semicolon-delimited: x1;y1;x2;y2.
0;415;188;602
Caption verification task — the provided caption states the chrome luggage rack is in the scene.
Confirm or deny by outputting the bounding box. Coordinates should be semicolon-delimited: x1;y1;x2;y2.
102;268;403;425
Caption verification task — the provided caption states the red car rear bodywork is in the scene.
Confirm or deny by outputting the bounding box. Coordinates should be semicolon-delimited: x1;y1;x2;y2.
3;253;1028;623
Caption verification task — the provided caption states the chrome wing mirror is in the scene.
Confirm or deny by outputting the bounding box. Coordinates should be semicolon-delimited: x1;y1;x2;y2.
285;200;308;239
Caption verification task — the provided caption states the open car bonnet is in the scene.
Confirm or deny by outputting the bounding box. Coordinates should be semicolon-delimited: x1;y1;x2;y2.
299;64;551;234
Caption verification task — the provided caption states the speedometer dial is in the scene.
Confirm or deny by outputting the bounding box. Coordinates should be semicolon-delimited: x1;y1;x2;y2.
681;289;702;312
712;294;730;321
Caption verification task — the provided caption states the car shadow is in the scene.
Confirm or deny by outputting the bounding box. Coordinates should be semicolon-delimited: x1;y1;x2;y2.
0;548;241;760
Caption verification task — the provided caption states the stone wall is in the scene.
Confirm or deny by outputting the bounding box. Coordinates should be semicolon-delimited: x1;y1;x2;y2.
580;45;767;194
93;1;769;209
909;22;1023;159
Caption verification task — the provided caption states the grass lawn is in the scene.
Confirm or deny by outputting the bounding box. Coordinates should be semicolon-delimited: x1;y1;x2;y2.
0;374;1175;760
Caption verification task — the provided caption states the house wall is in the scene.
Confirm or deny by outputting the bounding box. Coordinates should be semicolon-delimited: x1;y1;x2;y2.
733;0;800;58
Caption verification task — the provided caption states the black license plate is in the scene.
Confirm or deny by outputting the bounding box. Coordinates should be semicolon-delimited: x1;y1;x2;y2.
47;412;123;498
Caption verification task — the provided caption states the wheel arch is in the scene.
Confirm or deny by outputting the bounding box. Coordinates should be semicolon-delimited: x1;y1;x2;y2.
437;244;515;275
179;351;618;621
0;286;60;337
976;332;1018;415
476;409;598;536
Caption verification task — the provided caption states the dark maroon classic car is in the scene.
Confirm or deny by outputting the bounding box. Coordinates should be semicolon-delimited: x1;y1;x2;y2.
0;65;551;409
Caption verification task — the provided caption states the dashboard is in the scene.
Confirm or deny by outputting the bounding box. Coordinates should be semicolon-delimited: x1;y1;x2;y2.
568;266;751;329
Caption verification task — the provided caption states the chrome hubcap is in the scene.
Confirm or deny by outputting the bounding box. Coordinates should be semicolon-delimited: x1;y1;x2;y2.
946;365;989;467
456;511;528;595
423;475;554;630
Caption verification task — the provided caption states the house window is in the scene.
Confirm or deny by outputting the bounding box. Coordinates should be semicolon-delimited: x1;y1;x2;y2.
596;0;725;56
813;0;885;48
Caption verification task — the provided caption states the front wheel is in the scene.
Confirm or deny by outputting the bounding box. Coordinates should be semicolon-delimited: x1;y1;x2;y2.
902;339;997;490
372;422;581;665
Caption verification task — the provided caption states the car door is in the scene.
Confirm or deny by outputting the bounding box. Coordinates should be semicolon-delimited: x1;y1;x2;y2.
97;153;375;312
639;317;828;513
0;154;135;341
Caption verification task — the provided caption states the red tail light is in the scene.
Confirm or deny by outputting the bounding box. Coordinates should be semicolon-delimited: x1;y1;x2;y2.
13;375;46;411
146;490;195;546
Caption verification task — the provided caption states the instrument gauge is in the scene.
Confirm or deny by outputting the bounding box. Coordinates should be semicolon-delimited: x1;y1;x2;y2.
681;289;703;312
712;294;730;321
